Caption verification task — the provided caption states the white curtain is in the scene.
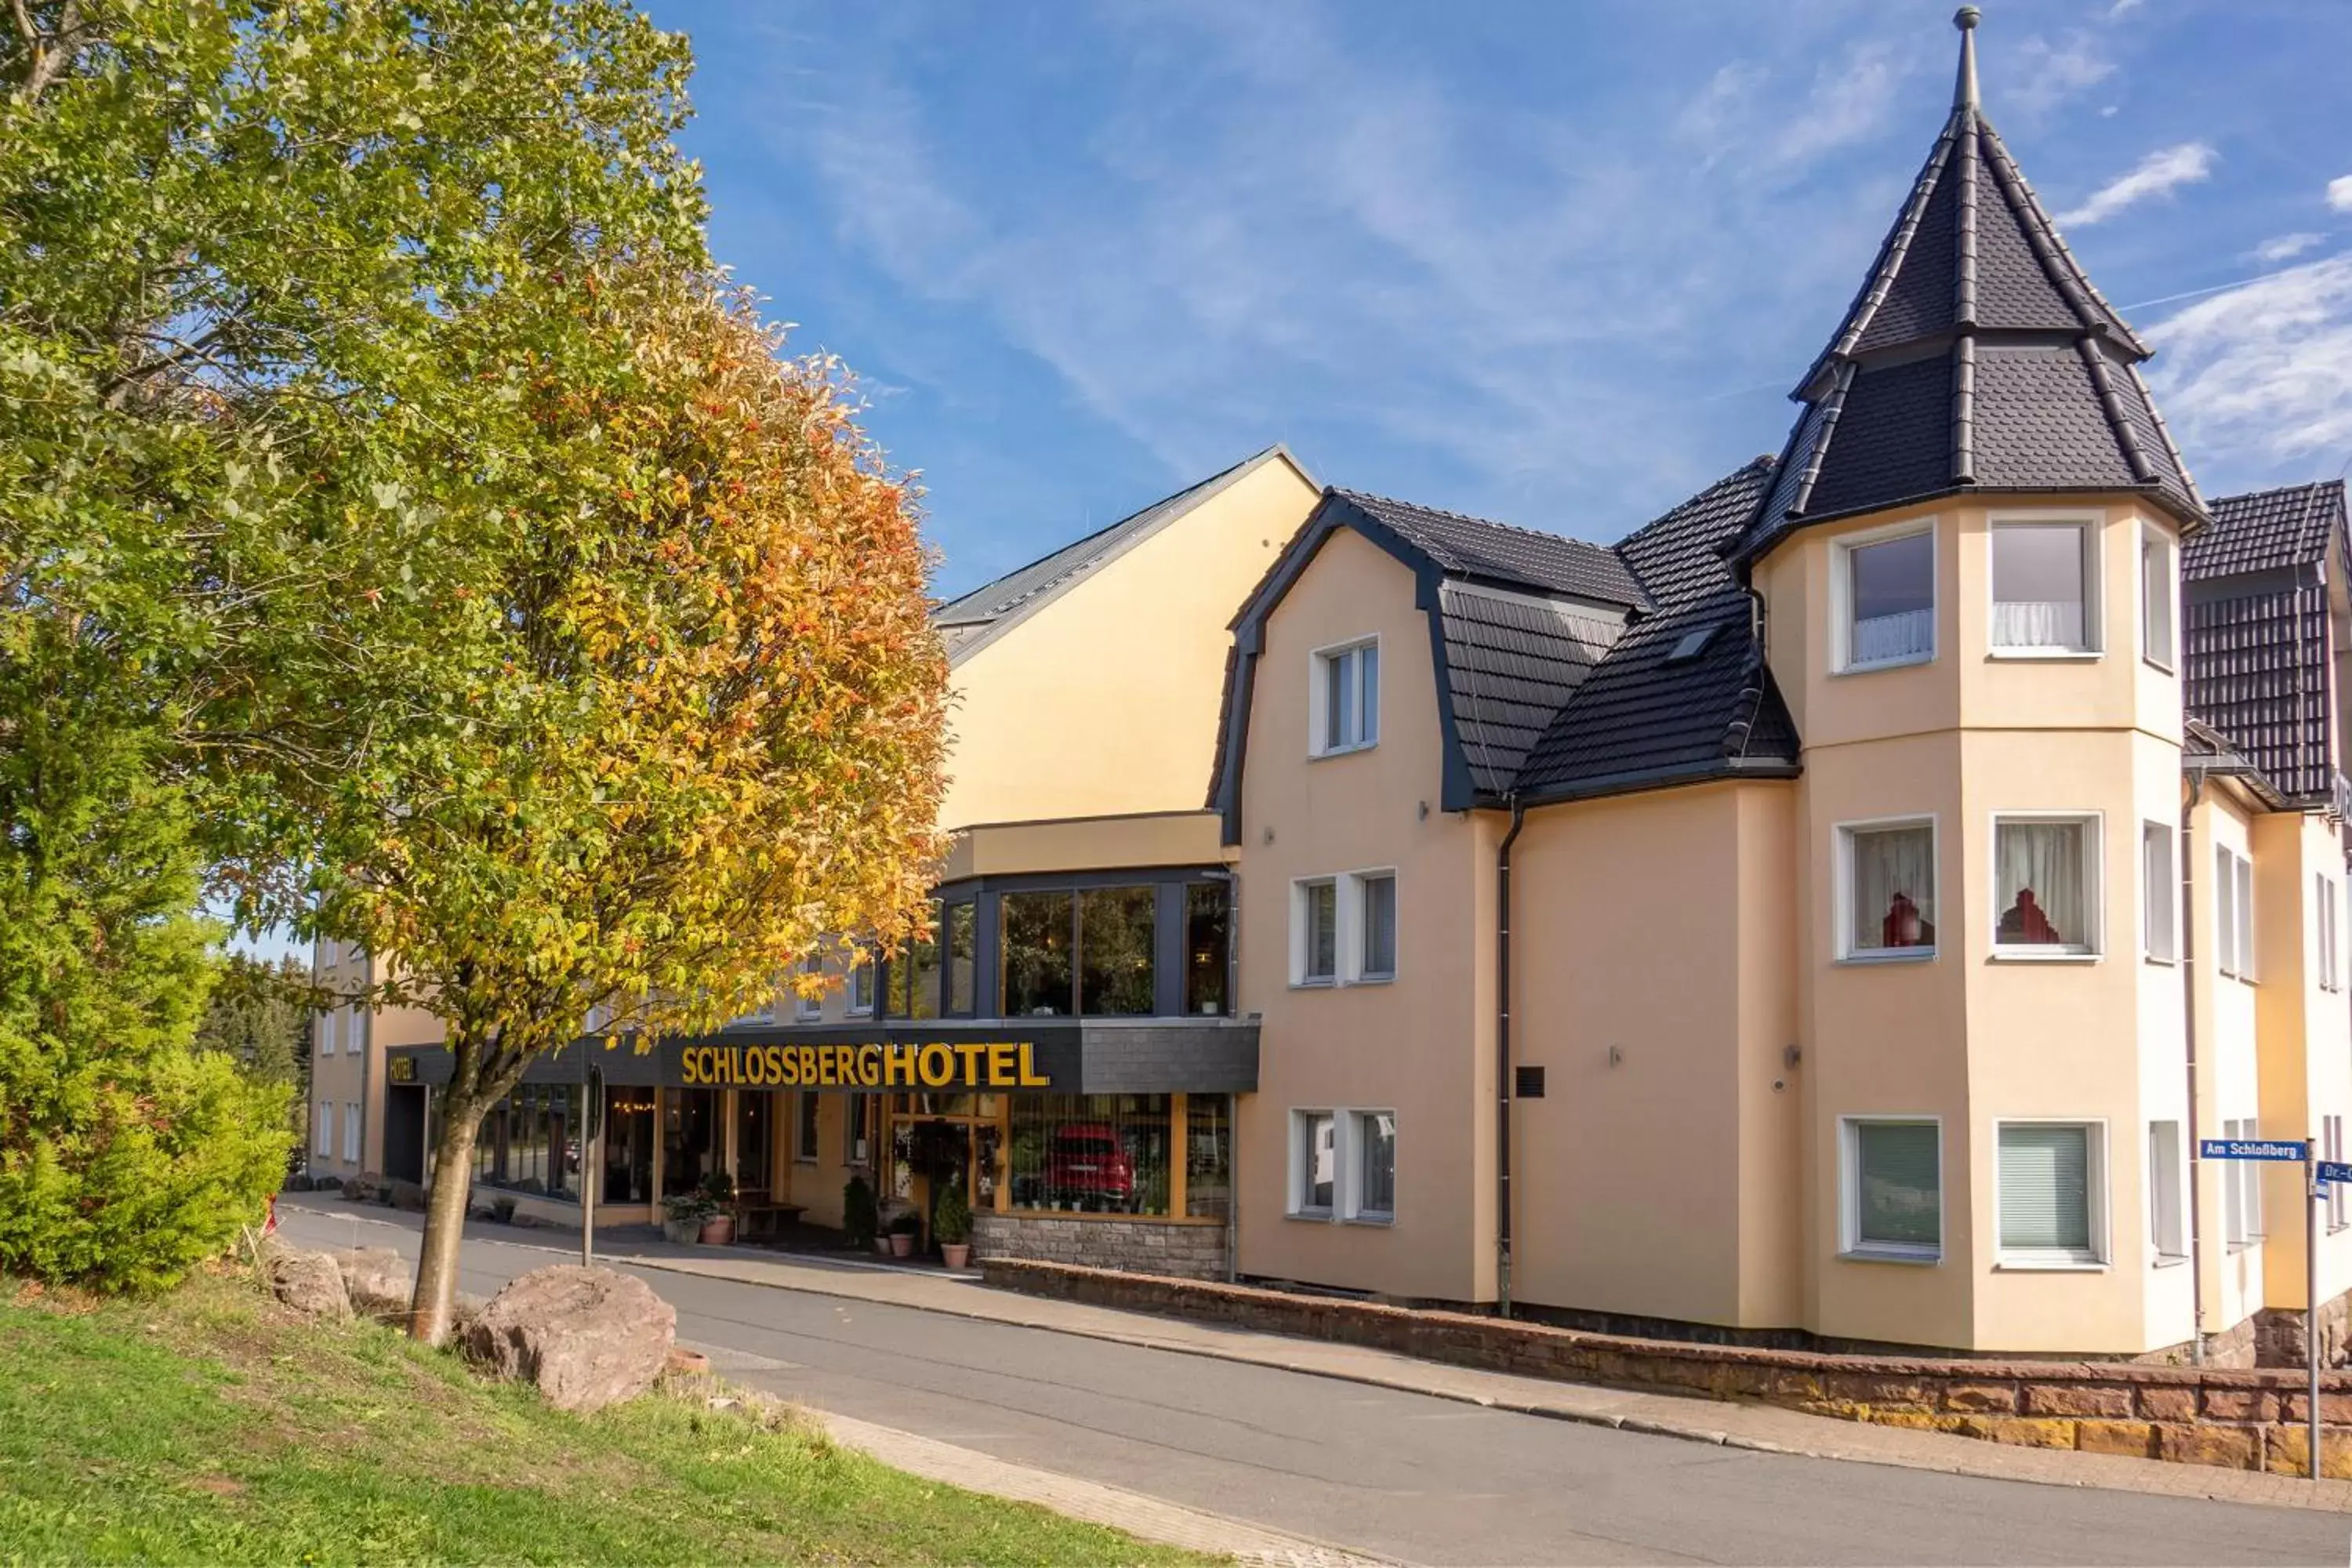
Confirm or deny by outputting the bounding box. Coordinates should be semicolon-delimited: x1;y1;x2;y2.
1994;821;2085;947
1853;608;1933;664
1851;825;1936;953
1991;599;2085;649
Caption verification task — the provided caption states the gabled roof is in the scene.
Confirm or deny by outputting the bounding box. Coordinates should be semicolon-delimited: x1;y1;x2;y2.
2184;480;2349;582
1733;10;2205;568
1335;490;1651;608
1517;459;1800;801
931;445;1316;666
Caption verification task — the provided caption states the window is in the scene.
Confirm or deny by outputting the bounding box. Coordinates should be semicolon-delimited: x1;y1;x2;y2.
1840;818;1936;959
887;902;942;1020
735;1091;772;1192
848;956;876;1016
2142;526;2176;668
1183;883;1231;1016
1292;1111;1337;1217
945;902;976;1014
1000;891;1075;1015
2143;822;2176;963
1998;1122;2102;1265
1991;815;2100;956
318;1011;332;1056
2223;1117;2263;1250
2148;1121;2185;1261
1842;1119;1941;1261
314;1100;333;1159
1186;1095;1233;1218
1295;879;1338;985
1007;1094;1177;1216
343;1103;362;1164
1078;887;1156;1016
1359;873;1397;981
1991;521;2096;653
2329;1117;2347;1232
797;1092;821;1163
1838;526;1934;670
1354;1111;1397;1222
1311;638;1380;755
796;953;823;1021
2216;847;2254;980
2318;875;2341;993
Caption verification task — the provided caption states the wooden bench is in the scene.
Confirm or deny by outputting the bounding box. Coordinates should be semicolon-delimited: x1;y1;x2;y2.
735;1200;806;1241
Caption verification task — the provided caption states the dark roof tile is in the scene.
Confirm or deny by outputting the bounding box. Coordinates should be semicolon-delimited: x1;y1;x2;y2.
1335;490;1651;608
2184;481;2348;581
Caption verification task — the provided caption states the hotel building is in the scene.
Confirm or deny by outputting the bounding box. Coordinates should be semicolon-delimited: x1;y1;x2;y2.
314;13;2350;1364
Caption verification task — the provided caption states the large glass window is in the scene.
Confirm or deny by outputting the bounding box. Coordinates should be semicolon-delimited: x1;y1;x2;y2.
1313;640;1379;754
1007;1094;1174;1215
1846;1119;1940;1260
603;1087;655;1203
2143;822;2176;963
946;902;976;1014
1184;884;1230;1017
1000;891;1074;1016
1997;1122;2100;1264
1185;1095;1232;1219
1992;523;2094;652
1992;816;2097;955
2142;526;2176;668
1842;820;1936;958
888;902;942;1020
662;1087;720;1196
1843;529;1934;669
735;1090;774;1195
472;1084;583;1199
1080;887;1156;1016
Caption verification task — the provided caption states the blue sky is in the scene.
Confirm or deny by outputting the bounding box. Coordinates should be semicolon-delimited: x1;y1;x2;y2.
642;0;2352;601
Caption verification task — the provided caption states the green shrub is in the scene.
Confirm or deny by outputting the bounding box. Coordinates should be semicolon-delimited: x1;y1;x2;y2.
932;1180;971;1246
841;1174;878;1247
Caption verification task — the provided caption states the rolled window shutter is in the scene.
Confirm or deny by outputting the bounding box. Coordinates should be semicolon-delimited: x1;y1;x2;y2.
2000;1124;2091;1253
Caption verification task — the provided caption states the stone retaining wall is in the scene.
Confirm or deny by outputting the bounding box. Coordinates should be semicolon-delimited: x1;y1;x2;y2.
983;1258;2351;1477
972;1214;1227;1282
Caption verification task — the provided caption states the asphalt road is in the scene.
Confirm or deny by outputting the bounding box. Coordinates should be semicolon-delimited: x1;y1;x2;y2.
279;1206;2343;1566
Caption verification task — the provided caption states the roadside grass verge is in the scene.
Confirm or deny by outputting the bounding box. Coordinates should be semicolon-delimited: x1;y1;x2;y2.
0;1267;1213;1566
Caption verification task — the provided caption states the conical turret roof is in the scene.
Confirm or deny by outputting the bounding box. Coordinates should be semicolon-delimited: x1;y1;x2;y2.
1733;7;2205;566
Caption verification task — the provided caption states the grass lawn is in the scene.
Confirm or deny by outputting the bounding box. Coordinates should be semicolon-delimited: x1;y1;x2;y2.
0;1265;1214;1566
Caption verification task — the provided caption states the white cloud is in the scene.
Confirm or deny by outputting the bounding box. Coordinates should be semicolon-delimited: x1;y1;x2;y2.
2057;142;2217;227
2146;254;2352;470
2329;175;2352;212
2253;232;2325;263
2009;33;2115;120
2107;0;2144;16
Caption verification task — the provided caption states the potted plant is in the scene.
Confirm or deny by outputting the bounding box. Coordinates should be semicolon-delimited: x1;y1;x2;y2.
934;1180;974;1271
843;1174;879;1251
697;1170;739;1245
887;1210;920;1259
660;1188;715;1243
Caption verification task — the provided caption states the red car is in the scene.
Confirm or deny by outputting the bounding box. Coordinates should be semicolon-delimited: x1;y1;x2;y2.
1044;1124;1136;1211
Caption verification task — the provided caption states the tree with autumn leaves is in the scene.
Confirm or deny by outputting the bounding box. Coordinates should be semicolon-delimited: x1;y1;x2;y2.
316;268;948;1342
2;0;950;1320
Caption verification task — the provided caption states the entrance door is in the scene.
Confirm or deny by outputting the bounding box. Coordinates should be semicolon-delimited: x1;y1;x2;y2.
734;1090;775;1202
909;1120;972;1251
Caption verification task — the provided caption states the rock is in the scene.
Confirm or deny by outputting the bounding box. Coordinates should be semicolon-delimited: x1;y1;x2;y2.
452;1291;488;1339
510;1211;557;1230
463;1265;676;1414
268;1250;350;1319
281;1174;314;1194
390;1180;426;1213
333;1247;413;1320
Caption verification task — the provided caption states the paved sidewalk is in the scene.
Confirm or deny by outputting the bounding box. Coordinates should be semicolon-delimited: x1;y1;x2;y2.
285;1196;2352;1515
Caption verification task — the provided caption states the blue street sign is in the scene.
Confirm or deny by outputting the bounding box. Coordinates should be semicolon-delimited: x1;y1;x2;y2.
2199;1138;2309;1161
2320;1162;2352;1186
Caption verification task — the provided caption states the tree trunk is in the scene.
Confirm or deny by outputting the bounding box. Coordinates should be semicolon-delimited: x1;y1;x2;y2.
408;1096;481;1345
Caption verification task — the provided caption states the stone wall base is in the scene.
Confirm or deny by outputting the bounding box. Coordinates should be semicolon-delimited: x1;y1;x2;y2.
972;1214;1227;1282
985;1258;2352;1477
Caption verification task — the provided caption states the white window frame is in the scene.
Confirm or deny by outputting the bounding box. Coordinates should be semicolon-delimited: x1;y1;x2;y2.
1288;1109;1338;1218
2222;1116;2263;1251
1356;869;1397;983
2317;873;2340;994
1987;512;2102;659
314;1100;333;1160
317;1011;332;1057
1291;877;1339;987
1992;1118;2109;1270
2140;522;2176;672
2142;820;2176;964
2148;1120;2187;1264
1831;517;1937;675
343;1102;362;1164
1832;813;1940;964
1308;634;1381;757
2216;847;2255;982
1838;1115;1944;1265
848;956;876;1017
1348;1109;1398;1224
796;953;823;1022
1987;811;2104;960
1292;871;1395;987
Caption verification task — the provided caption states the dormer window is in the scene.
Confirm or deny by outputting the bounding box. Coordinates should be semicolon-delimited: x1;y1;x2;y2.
1835;523;1935;673
1991;521;2096;655
1310;637;1379;756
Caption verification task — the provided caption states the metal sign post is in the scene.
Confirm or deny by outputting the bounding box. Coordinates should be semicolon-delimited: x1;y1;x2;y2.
2315;1156;2352;1483
2202;1138;2316;1479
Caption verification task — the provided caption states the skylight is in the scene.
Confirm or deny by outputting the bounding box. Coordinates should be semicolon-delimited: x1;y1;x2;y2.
1664;624;1722;665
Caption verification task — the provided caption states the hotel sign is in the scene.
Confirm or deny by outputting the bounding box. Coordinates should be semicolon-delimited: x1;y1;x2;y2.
678;1039;1069;1091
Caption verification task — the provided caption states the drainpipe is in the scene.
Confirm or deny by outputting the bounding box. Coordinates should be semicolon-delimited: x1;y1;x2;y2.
1497;797;1527;1318
2183;773;2208;1366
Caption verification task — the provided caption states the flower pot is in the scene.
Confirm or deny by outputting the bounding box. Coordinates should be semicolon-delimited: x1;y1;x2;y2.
941;1243;971;1270
662;1216;699;1244
889;1232;914;1258
873;1236;893;1257
699;1214;736;1246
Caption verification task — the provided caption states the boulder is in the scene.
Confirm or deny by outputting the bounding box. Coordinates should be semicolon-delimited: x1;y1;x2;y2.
333;1247;413;1320
268;1250;350;1319
463;1265;675;1413
389;1180;426;1213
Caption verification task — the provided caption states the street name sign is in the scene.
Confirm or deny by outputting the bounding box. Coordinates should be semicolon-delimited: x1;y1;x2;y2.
2319;1161;2352;1186
2198;1138;2308;1161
